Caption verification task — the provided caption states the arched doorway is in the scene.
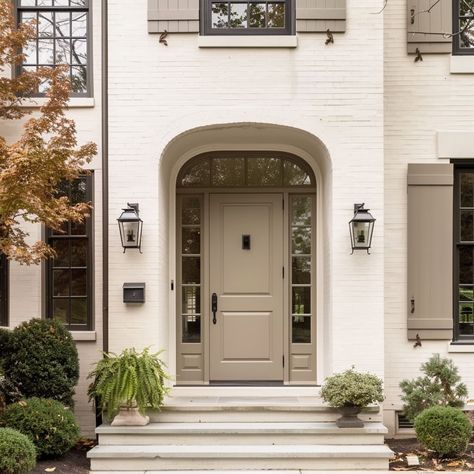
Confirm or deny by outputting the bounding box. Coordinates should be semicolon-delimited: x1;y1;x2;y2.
175;151;317;384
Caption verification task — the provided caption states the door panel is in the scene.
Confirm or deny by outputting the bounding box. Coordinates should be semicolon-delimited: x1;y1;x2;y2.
210;194;284;381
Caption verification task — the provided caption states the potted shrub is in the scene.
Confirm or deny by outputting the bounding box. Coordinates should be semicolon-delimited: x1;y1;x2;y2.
321;368;384;428
87;347;170;426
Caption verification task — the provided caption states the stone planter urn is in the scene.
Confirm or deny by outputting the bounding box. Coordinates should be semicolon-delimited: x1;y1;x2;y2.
336;406;364;428
111;405;150;426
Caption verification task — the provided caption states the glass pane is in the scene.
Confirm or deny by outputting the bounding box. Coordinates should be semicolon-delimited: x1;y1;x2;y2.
20;0;36;5
56;12;71;37
249;3;265;27
461;172;474;207
180;160;211;186
460;287;474;301
459;303;474;335
292;196;311;226
55;39;71;64
352;221;371;248
182;227;200;254
292;316;311;343
212;2;229;28
71;66;87;93
212;158;245;186
229;3;247;28
247;158;282;186
53;299;68;323
37;0;53;5
292;256;311;284
53;269;69;296
182;197;201;225
70;0;87;5
71;219;86;235
38;39;54;64
182;286;200;314
292;286;311;314
24;41;37;64
459;247;474;284
459;18;474;49
70;239;87;266
182;315;201;343
71;177;88;203
54;0;71;6
292;226;311;254
71;12;88;37
52;239;69;266
71;269;87;296
182;257;200;284
268;3;285;27
71;38;87;65
38;12;54;38
71;299;87;325
461;210;474;241
284;161;311;185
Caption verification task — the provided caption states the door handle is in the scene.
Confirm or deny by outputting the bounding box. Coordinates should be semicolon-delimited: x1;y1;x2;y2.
212;293;218;325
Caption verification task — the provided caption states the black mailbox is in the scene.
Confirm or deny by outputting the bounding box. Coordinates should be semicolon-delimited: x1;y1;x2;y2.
123;283;145;303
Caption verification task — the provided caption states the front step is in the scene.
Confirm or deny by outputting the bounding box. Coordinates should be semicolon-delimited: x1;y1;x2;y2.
88;444;393;471
96;422;387;445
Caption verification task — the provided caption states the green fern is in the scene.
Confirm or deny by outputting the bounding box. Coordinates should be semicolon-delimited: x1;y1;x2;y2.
87;348;170;420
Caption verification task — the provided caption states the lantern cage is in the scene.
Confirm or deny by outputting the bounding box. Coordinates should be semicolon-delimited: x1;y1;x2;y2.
117;203;143;253
349;203;375;254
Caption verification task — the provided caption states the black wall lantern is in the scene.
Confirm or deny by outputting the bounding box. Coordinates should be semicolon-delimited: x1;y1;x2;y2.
117;203;143;253
349;203;375;254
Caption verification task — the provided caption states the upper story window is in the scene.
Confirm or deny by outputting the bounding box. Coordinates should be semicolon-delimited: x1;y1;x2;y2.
202;0;293;35
453;0;474;54
0;255;9;327
16;0;91;96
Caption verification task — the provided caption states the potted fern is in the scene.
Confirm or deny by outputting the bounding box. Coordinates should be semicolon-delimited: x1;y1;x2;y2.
87;347;170;426
320;368;384;428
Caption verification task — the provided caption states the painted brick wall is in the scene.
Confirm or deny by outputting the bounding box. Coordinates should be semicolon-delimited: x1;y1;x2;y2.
384;0;474;435
106;0;385;380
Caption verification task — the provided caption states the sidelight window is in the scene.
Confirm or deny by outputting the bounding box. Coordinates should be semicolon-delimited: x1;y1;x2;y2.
0;255;8;327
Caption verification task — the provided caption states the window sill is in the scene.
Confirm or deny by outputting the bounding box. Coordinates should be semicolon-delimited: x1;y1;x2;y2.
71;331;96;342
448;343;474;353
19;97;95;108
450;55;474;74
198;35;297;48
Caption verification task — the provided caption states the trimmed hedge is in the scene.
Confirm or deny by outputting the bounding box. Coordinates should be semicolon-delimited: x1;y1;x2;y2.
0;427;36;474
3;397;80;459
2;318;79;406
415;406;472;457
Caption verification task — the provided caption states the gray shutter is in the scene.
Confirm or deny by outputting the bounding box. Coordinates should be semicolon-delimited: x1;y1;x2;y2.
407;163;453;341
407;0;452;54
296;0;346;33
148;0;199;33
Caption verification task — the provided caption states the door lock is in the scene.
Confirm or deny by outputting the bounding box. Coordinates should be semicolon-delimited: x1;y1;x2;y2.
212;293;218;324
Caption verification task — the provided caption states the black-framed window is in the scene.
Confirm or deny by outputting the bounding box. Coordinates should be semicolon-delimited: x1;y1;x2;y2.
454;167;474;340
0;255;9;327
16;0;91;96
453;0;474;54
46;176;93;330
202;0;293;35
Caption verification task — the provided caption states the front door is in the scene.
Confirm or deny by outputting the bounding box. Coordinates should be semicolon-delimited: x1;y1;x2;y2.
209;194;284;381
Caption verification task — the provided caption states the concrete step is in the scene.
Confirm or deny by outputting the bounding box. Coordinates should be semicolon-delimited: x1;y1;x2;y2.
87;444;393;471
152;397;381;423
96;421;387;445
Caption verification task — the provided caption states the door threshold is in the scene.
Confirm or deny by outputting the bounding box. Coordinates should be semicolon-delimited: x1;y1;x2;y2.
209;381;284;386
171;385;321;398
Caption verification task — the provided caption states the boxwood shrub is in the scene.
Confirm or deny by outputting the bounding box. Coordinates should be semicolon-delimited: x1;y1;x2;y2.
415;406;472;457
0;427;36;474
2;318;79;406
3;397;80;459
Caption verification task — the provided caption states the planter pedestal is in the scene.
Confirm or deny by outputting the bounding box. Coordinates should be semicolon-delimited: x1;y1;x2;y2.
336;406;364;428
111;406;150;426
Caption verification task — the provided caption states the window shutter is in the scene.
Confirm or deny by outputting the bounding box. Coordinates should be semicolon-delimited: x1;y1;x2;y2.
148;0;199;33
296;0;346;33
407;164;453;341
407;0;452;54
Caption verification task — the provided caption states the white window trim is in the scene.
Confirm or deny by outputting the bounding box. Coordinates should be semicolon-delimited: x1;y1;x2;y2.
198;35;297;48
19;97;95;108
71;331;97;341
450;55;474;74
437;131;474;159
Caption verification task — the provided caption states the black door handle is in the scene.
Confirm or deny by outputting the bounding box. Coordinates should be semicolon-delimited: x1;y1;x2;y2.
212;293;218;325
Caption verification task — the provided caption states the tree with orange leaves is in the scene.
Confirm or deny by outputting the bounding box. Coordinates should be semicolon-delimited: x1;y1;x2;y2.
0;0;96;264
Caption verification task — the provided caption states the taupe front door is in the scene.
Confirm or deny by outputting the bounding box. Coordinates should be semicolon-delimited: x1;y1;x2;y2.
209;194;284;381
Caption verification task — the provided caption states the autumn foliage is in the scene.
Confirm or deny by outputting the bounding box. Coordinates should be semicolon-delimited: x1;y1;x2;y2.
0;0;96;264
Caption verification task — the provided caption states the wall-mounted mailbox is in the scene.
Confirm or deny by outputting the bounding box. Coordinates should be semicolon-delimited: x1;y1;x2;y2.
123;283;145;303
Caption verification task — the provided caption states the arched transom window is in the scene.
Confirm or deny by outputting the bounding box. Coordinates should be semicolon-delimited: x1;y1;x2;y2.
177;151;315;188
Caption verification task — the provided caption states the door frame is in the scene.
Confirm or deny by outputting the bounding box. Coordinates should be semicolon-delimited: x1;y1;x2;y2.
168;147;325;386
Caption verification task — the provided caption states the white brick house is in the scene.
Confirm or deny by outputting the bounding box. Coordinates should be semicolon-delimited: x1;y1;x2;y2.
1;0;474;469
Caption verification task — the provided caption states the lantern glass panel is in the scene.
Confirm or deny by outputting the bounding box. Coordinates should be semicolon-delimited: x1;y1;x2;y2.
122;221;140;248
352;221;371;248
